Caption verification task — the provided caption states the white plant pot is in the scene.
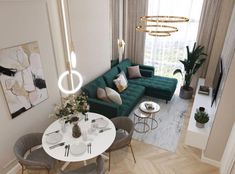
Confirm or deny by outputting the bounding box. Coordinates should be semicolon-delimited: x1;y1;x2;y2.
196;122;205;128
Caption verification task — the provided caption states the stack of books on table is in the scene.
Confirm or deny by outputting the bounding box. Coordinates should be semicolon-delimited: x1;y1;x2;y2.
198;85;210;95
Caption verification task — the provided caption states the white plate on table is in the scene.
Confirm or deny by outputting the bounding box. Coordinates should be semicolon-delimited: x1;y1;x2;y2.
70;142;87;156
46;133;63;144
96;118;108;129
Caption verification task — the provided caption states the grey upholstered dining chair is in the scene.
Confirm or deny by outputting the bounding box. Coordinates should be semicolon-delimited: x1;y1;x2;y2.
106;117;136;171
59;155;105;174
14;133;56;174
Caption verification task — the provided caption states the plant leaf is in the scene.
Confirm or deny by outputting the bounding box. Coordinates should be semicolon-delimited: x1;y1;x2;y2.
173;69;183;76
192;58;206;74
174;42;207;87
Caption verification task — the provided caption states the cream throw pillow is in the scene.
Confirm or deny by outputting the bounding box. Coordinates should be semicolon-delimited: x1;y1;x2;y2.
105;87;122;105
97;87;110;102
113;71;128;92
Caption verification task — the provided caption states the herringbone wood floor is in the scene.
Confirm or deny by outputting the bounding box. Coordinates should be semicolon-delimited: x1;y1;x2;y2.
19;100;219;174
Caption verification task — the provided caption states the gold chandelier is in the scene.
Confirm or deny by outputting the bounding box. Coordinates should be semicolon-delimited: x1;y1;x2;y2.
136;16;189;37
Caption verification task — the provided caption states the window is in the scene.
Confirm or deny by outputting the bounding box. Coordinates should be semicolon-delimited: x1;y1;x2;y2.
144;0;203;82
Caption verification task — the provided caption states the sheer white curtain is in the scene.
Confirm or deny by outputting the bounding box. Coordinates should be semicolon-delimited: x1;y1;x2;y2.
144;0;203;82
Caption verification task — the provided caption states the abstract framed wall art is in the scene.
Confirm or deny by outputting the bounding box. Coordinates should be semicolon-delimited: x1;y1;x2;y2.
0;41;48;118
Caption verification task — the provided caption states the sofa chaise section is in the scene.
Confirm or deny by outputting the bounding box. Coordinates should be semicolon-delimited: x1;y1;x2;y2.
117;59;177;102
128;76;177;102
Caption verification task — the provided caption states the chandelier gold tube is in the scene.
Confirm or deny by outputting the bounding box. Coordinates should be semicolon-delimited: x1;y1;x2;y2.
140;16;189;23
136;25;178;34
148;32;170;37
136;15;189;37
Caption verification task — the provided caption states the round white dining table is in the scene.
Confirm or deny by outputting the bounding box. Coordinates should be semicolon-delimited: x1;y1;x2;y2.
42;112;116;165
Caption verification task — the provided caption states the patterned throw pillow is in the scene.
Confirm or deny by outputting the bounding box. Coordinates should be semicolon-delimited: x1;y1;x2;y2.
113;71;128;92
128;65;142;79
105;87;122;105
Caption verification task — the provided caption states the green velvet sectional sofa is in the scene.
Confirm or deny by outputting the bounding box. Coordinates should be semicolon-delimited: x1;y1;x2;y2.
82;59;177;119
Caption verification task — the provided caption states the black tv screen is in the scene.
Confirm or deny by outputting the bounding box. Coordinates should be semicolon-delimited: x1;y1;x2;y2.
211;58;223;106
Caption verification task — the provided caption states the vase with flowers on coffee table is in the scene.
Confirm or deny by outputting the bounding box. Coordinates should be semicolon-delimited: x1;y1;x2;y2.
134;101;160;133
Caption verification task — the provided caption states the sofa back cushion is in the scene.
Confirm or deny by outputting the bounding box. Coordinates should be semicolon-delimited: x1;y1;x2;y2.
82;76;106;98
103;67;119;88
116;59;132;75
94;76;107;88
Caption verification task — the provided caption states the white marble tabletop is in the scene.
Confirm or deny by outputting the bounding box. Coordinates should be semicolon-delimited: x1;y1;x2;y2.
42;112;116;162
139;101;160;114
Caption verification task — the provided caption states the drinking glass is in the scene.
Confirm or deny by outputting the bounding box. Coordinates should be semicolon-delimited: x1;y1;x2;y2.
88;122;97;134
81;128;88;141
59;118;66;133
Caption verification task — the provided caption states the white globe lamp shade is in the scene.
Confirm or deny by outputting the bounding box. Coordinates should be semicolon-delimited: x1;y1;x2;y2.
58;70;83;94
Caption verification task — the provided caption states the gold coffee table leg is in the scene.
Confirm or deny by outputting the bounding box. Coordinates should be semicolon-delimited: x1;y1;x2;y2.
135;121;150;133
134;109;151;133
149;113;158;130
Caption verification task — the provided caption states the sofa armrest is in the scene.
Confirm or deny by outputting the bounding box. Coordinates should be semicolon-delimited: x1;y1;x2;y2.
87;98;119;119
132;63;155;74
139;64;155;72
140;69;154;77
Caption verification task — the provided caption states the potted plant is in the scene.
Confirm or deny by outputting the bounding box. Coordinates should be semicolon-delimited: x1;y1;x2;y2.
194;110;209;128
173;42;207;99
50;93;89;133
50;93;89;122
76;92;90;115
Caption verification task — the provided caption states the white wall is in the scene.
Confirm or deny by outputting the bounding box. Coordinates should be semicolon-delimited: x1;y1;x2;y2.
220;123;235;174
0;1;61;172
205;0;234;86
69;0;111;85
204;4;235;161
231;164;235;174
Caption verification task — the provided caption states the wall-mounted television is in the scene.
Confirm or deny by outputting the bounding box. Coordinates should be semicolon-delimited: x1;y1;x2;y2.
211;58;223;106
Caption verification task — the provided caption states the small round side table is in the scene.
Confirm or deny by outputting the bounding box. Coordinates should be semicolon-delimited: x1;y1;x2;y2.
134;109;150;133
134;101;160;133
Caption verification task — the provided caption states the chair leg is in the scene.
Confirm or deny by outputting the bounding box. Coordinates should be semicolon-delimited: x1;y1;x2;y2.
109;151;111;171
20;164;24;174
129;144;136;163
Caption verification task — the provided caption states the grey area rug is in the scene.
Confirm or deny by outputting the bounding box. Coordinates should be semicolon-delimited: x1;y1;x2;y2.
128;95;189;152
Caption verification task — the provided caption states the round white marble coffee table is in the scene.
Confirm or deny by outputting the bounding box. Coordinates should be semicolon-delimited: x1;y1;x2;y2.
134;101;160;133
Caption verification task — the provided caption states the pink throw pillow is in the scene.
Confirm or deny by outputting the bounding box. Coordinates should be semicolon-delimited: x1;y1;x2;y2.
128;65;142;79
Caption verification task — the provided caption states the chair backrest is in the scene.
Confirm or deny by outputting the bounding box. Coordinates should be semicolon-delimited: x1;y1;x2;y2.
14;133;43;163
111;117;134;136
58;155;105;174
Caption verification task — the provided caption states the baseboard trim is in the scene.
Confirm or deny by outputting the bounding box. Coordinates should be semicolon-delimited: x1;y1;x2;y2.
201;151;221;168
6;163;21;174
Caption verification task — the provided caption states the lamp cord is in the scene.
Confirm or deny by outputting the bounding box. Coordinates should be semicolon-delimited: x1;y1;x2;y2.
67;0;74;51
